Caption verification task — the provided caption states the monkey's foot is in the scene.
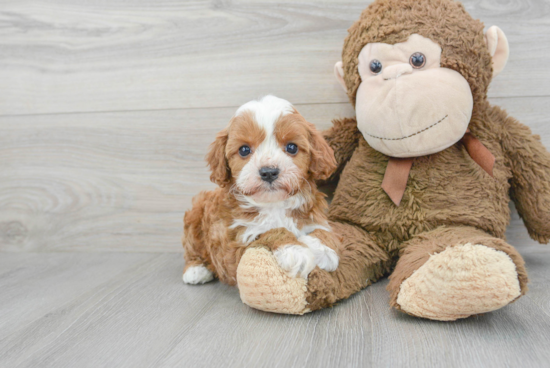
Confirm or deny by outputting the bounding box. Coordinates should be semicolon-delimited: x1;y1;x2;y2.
237;247;311;315
395;243;522;321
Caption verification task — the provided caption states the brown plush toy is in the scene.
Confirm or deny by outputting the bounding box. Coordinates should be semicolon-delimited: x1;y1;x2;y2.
236;0;550;320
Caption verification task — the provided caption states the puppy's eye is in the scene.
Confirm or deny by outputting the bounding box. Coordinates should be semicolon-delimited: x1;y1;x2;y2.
369;59;382;74
285;143;298;155
409;52;426;68
238;145;251;157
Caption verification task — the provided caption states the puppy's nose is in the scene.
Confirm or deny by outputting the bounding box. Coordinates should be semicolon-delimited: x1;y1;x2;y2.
259;167;279;183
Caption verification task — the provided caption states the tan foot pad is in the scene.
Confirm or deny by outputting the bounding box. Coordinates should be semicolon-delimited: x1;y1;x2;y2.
397;243;521;321
237;247;310;315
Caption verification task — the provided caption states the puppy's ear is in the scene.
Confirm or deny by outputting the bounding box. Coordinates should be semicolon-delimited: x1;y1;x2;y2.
307;122;337;181
206;128;231;187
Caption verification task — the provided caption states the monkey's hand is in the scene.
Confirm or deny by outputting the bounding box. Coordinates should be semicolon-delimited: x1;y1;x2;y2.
502;111;550;244
319;117;363;186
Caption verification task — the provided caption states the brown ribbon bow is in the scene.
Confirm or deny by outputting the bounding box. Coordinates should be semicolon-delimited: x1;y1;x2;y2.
381;130;495;206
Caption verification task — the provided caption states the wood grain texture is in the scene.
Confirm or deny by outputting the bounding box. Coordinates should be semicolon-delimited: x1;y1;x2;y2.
1;97;548;252
1;1;550;366
0;102;354;252
1;0;549;116
0;245;549;368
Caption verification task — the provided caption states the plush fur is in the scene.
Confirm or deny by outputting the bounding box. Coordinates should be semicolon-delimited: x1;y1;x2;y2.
396;243;521;321
236;0;550;320
238;246;310;314
341;0;493;107
182;96;338;286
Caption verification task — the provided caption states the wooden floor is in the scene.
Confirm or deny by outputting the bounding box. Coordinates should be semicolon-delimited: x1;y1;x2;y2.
1;0;550;367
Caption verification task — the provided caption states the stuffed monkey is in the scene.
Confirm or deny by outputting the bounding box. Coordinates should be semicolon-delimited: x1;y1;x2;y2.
236;0;550;320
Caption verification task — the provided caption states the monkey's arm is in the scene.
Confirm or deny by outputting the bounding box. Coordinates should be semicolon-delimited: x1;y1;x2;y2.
321;117;362;185
501;112;550;244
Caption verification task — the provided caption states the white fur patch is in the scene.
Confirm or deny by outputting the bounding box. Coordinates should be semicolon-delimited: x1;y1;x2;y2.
230;195;329;244
273;245;316;279
234;95;300;203
298;235;339;272
229;94;330;250
236;95;294;130
183;265;214;285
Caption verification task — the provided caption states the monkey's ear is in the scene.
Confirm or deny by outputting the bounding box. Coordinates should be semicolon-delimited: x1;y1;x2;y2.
206;128;231;187
484;26;509;78
334;61;347;92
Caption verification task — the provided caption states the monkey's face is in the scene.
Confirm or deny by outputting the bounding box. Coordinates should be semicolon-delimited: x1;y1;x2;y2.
354;34;473;158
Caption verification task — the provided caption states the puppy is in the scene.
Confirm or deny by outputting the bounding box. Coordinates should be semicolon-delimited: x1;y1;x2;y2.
182;95;339;286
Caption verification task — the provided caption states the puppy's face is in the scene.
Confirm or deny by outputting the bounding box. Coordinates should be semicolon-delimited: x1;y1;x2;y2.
207;96;336;204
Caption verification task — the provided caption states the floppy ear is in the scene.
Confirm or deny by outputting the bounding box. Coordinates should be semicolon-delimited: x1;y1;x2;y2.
307;122;337;181
484;26;509;78
205;128;231;187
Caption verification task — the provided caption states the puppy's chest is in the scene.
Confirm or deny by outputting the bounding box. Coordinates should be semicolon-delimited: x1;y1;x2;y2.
230;208;323;245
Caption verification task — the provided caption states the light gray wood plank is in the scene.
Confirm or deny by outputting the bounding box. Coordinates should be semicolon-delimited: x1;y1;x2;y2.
1;0;549;116
0;102;353;252
0;252;229;368
1;97;548;252
0;248;549;368
1;1;549;367
0;252;157;341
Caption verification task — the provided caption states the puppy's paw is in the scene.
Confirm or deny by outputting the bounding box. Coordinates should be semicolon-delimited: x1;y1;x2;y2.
298;235;339;272
273;245;316;279
183;265;214;284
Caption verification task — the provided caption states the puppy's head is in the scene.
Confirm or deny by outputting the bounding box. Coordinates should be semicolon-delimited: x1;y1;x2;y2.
206;95;336;203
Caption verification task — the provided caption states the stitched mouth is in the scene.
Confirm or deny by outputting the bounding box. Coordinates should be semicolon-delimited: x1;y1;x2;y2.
363;115;448;141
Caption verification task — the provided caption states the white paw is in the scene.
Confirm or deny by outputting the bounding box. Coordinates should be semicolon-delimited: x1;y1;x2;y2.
183;265;214;284
298;235;339;272
273;245;316;279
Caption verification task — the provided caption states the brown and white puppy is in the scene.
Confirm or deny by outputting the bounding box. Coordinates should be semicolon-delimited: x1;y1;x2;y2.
182;95;339;285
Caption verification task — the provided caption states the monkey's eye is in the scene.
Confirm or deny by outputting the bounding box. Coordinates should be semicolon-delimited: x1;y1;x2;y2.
239;145;251;157
369;59;382;74
285;143;298;155
410;52;426;68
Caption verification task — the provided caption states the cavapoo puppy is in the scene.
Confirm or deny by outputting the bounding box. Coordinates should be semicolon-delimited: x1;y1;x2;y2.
182;95;340;286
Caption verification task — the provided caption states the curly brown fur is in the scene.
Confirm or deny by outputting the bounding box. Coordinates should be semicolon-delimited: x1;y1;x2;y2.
305;222;392;311
183;97;338;286
183;180;333;286
342;0;492;108
320;117;363;185
289;0;550;316
386;226;529;311
229;1;550;318
250;228;305;252
498;106;550;243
